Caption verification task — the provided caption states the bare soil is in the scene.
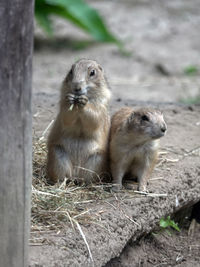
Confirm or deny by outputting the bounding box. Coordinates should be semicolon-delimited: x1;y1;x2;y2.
31;100;200;267
105;227;200;267
31;0;200;266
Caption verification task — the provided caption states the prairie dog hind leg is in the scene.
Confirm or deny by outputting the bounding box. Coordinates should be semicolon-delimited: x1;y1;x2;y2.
47;145;72;184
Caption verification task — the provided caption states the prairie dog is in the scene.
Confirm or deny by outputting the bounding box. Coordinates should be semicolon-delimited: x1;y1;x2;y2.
47;59;111;184
110;107;167;192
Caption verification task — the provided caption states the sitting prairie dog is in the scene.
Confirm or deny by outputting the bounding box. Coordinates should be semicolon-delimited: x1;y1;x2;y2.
47;59;111;184
109;107;167;192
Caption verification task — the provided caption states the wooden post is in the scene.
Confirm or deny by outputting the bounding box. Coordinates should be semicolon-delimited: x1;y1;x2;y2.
0;0;34;266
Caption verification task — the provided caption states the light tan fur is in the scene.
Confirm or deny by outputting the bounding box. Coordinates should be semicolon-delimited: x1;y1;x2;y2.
47;59;111;184
110;107;167;192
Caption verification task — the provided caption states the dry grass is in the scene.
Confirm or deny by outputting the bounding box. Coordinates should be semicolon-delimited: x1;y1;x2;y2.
32;139;112;232
32;137;183;232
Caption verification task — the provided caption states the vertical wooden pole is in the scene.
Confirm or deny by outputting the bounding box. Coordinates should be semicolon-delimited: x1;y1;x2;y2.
0;0;34;266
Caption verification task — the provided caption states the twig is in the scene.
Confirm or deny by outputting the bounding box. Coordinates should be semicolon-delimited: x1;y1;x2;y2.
123;213;140;227
32;187;59;198
74;220;94;266
165;158;179;163
147;193;168;197
66;186;84;193
183;146;200;157
104;201;117;210
31;230;56;234
29;243;44;246
74;165;101;181
161;147;182;155
134;191;167;197
113;195;141;227
133;191;148;196
39;119;54;141
149;177;164;181
66;211;75;230
59;178;67;189
74;200;94;204
74;166;100;176
35;210;70;214
106;196;140;227
157;157;179;166
69;104;74;111
33;111;40;118
73;209;91;219
91;184;113;189
158;151;168;155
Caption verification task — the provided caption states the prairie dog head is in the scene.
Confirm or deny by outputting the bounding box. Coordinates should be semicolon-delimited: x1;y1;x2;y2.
64;59;110;102
126;108;167;142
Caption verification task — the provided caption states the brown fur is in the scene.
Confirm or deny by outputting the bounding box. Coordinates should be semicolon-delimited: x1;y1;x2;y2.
109;107;167;191
47;59;111;184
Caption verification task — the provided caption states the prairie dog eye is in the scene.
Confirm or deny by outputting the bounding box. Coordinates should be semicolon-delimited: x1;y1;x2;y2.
69;68;73;76
141;115;149;121
89;69;96;77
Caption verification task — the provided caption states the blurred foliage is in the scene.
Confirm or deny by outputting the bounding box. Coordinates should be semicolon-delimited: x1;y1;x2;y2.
35;0;122;48
184;65;198;75
160;216;180;235
180;96;200;105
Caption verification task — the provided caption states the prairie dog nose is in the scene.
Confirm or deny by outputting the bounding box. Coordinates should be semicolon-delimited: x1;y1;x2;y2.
161;124;167;133
72;82;86;95
74;87;81;92
73;87;82;96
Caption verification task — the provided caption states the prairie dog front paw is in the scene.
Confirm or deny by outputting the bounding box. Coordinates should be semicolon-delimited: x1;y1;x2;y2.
66;93;76;105
75;95;88;107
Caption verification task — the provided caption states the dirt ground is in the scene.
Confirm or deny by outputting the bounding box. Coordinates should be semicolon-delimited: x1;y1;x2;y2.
31;0;200;266
31;104;200;267
105;226;200;267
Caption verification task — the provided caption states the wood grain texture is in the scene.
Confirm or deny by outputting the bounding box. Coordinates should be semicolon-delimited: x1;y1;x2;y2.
0;0;34;266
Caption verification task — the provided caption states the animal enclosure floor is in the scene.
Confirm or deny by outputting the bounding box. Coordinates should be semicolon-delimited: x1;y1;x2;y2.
31;99;200;267
106;227;200;267
31;0;200;265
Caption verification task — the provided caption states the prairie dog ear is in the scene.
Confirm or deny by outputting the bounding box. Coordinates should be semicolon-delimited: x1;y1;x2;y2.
129;112;135;120
98;64;103;72
64;68;72;82
68;67;73;76
127;112;134;125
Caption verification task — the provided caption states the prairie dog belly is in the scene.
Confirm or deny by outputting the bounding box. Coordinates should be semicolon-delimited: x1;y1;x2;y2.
62;137;102;178
62;138;99;164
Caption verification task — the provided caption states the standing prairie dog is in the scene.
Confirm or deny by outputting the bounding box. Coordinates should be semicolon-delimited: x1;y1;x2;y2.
110;107;167;192
47;59;111;184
